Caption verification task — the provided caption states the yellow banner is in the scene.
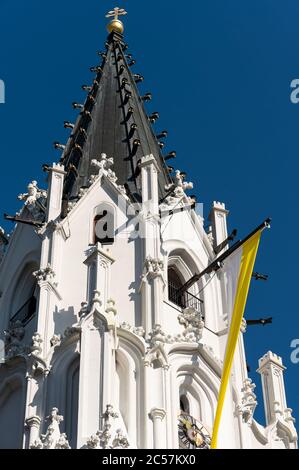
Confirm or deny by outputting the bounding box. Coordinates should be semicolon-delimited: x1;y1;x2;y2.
211;230;261;449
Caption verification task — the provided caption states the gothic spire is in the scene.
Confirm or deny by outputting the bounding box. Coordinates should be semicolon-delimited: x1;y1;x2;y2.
59;8;173;211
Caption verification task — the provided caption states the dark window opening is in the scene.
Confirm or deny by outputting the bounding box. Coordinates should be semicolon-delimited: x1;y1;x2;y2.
168;268;185;308
180;395;190;414
94;210;114;245
168;267;203;313
10;289;37;326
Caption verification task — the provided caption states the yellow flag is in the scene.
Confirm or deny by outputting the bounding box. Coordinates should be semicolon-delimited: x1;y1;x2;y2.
211;230;261;449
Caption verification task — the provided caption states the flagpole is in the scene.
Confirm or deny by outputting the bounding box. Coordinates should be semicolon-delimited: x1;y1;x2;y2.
178;218;271;294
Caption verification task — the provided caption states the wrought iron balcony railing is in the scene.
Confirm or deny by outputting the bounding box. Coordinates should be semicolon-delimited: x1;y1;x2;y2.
168;281;203;313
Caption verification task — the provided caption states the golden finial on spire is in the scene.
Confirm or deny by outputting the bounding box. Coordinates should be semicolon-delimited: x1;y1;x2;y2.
106;7;127;35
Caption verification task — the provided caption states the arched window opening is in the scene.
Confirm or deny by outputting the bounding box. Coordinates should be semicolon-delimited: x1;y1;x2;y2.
10;264;39;326
180;394;190;414
65;357;80;449
168;267;186;308
168;264;203;313
94;208;114;245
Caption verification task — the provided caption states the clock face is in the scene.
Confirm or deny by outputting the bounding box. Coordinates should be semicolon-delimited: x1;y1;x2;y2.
178;413;211;449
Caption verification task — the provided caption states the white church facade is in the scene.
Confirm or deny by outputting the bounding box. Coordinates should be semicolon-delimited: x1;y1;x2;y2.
0;11;297;450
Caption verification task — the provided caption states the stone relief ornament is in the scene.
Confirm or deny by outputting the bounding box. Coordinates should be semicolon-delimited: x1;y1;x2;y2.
148;324;169;347
33;264;56;283
236;378;257;424
85;405;130;449
141;256;164;283
31;332;43;356
50;334;61;348
111;429;129;449
165;170;193;199
18;180;47;207
178;307;205;343
30;408;70;449
4;321;25;359
91;153;114;173
91;153;118;184
119;322;145;337
17;180;47;220
3;325;48;374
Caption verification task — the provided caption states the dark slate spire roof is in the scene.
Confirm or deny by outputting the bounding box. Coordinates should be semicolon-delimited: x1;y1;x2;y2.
60;30;173;209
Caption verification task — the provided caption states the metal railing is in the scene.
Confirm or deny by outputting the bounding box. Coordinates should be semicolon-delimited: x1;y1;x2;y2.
10;296;37;326
185;290;203;313
168;281;203;313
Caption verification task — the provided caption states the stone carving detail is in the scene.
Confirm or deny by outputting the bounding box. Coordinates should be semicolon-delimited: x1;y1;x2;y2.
79;301;89;318
240;318;247;334
236;378;257;424
105;298;117;316
50;334;61;348
146;319;205;349
3;325;47;372
18;180;47;208
92;153;114;172
86;405;123;449
284;407;296;425
112;429;129;449
165;170;193;198
99;405;119;449
33;264;56;283
91;153;118;184
17;180;47;220
31;408;70;449
141;256;164;283
119;322;145;338
4;321;25;359
50;325;81;350
86;433;101;449
148;324;171;347
178;307;204;343
31;332;43;356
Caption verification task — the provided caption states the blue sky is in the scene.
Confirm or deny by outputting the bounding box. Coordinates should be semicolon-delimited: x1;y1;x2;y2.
0;0;299;427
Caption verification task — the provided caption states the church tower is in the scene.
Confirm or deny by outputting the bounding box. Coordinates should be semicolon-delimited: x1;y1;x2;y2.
0;8;297;449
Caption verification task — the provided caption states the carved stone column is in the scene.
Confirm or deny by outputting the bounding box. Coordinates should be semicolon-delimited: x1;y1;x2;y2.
33;266;62;357
84;244;115;309
140;154;160;216
257;351;287;425
208;201;229;252
149;407;167;449
25;415;41;448
46;163;66;222
77;298;114;448
140;257;165;335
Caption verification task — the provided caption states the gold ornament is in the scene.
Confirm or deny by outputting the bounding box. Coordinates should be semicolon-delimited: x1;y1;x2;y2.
106;7;127;34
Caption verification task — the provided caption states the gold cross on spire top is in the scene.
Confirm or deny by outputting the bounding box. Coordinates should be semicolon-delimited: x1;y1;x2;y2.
106;7;127;34
106;7;127;21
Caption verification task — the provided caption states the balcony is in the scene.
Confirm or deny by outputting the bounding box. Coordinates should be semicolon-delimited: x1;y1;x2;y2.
10;296;37;326
168;281;203;314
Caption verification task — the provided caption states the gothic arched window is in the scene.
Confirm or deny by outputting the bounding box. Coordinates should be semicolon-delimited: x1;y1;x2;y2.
168;267;185;308
180;394;190;414
94;206;115;245
10;263;39;326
